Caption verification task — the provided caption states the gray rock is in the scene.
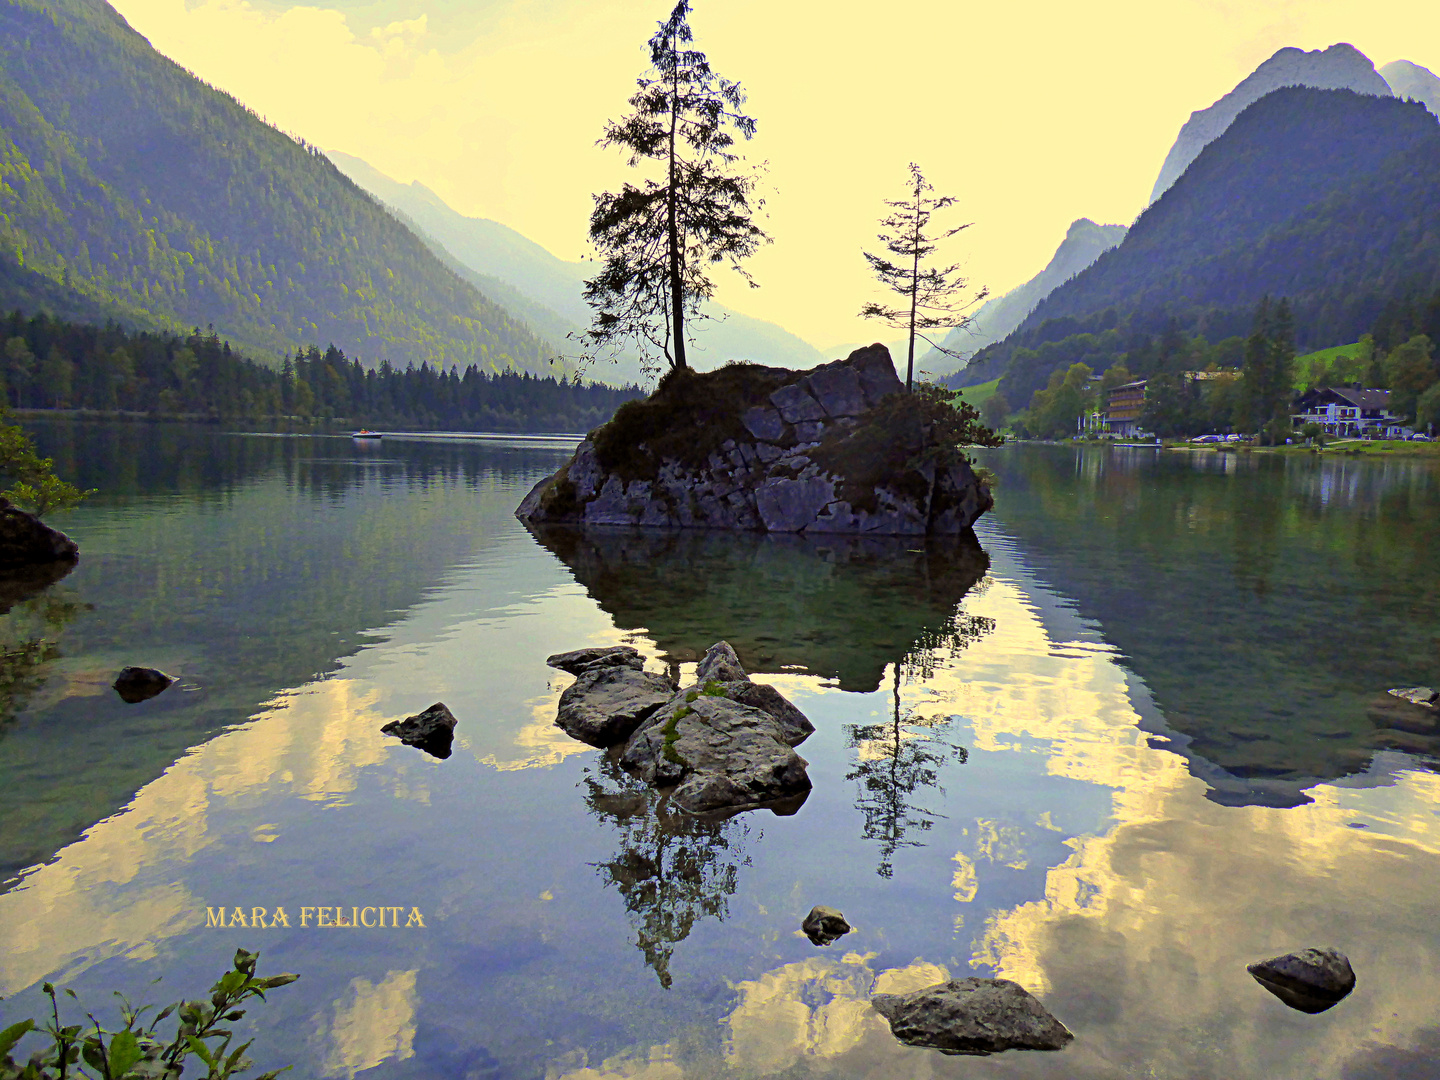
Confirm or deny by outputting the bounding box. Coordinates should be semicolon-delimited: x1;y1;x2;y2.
695;640;748;684
755;443;784;464
381;702;458;759
621;693;811;814
0;497;79;567
546;645;643;675
716;681;814;746
755;476;836;532
1389;687;1439;708
848;344;905;405
113;666;175;704
557;665;677;748
1248;947;1356;1013
794;420;826;442
805;364;868;417
871;978;1073;1056
802;905;852;946
769;383;827;423
741;406;787;441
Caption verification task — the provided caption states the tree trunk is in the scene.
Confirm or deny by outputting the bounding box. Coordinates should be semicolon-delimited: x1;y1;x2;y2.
906;199;920;392
667;32;687;371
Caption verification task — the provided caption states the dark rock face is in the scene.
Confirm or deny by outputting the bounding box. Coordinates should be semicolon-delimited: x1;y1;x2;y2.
516;346;992;536
381;702;458;759
0;498;79;567
113;666;175;704
555;664;677;748
802;905;852;946
548;638;813;815
1248;947;1356;1013
871;978;1074;1056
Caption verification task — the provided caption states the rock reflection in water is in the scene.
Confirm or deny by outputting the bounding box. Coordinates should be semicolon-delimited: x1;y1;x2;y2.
526;525;991;693
582;758;756;989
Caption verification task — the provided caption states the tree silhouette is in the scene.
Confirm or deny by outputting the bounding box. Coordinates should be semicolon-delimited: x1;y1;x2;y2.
580;0;768;374
582;759;752;988
860;163;987;391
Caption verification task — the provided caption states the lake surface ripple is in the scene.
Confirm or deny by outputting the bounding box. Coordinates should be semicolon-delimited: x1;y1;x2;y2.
1;425;1438;1079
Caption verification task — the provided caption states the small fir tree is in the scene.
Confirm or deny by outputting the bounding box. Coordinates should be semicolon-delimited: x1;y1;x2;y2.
859;163;987;391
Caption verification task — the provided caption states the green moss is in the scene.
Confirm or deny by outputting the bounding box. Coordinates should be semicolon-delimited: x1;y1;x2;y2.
700;680;727;696
590;362;799;484
684;690;699;703
662;706;691;766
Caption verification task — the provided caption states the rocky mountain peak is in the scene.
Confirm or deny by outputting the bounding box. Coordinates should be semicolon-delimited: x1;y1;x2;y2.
1381;59;1440;118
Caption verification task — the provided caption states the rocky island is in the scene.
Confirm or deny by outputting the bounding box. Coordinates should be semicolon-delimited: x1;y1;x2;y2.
516;345;994;535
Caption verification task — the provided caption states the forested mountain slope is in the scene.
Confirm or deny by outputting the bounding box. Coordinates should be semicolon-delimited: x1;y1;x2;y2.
328;151;826;385
929;218;1127;387
978;88;1440;404
0;0;558;374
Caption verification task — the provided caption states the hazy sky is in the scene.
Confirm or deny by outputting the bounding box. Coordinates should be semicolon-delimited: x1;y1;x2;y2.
110;0;1439;350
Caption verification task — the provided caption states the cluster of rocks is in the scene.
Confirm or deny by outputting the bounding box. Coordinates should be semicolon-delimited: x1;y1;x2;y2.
548;642;813;815
1366;686;1440;755
516;346;992;536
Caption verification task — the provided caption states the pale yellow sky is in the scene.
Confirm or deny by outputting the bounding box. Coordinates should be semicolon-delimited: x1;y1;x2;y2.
110;0;1438;349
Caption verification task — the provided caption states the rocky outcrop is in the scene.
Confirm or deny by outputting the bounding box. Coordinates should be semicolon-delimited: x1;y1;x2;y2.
516;346;993;536
0;497;79;567
549;640;814;815
802;905;852;946
1248;948;1356;1013
113;667;175;704
382;702;458;759
1149;44;1392;204
871;978;1073;1055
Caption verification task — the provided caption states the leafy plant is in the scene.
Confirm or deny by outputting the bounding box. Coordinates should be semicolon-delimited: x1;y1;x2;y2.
0;948;298;1080
0;409;93;517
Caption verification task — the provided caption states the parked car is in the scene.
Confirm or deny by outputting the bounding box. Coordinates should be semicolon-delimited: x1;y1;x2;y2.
1191;434;1225;443
1408;433;1433;441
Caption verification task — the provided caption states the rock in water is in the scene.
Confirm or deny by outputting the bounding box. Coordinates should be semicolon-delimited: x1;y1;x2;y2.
546;646;644;675
871;978;1073;1055
515;345;993;536
0;497;79;567
1388;687;1438;709
382;702;458;759
802;905;852;946
113;667;175;703
1247;947;1356;1013
556;665;677;748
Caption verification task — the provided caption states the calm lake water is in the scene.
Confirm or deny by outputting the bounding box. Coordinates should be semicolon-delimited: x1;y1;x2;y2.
2;424;1439;1079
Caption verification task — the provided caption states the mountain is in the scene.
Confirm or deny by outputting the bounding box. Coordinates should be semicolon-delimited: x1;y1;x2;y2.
929;218;1127;387
0;0;559;374
327;152;827;385
980;88;1440;405
1382;59;1440;118
1148;44;1392;205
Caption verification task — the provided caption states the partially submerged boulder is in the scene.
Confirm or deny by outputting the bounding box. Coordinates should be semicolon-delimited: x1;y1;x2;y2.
1247;947;1356;1013
382;702;458;759
871;978;1073;1056
802;905;852;946
113;666;175;704
516;346;993;536
0;497;79;567
547;645;645;675
548;639;814;814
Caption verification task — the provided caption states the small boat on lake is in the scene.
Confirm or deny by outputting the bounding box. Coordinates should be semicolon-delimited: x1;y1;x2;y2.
351;430;383;440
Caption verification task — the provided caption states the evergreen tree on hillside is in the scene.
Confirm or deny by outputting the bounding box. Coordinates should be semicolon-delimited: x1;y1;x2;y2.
1240;297;1296;443
860;164;987;392
581;0;768;374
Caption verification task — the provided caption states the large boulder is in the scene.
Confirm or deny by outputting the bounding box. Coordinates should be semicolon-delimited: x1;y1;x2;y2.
0;498;79;567
871;978;1074;1055
555;664;677;748
516;345;993;536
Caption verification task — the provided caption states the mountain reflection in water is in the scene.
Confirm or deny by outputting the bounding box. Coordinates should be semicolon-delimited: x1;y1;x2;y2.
525;525;991;693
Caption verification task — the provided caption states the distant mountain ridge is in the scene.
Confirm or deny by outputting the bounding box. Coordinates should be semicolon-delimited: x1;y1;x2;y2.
0;0;558;374
980;87;1440;404
1382;59;1440;117
328;152;827;386
1148;44;1392;204
929;218;1127;387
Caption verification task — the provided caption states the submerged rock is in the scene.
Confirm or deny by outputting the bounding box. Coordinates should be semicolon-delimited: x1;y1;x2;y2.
802;905;852;946
871;978;1073;1055
1247;947;1356;1013
556;664;677;748
382;702;458;759
516;345;993;535
1388;687;1438;709
113;666;175;704
0;497;79;567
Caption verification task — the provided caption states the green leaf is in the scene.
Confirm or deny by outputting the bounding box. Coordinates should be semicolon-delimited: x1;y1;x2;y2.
0;1019;34;1058
259;975;298;989
221;1039;253;1078
81;1037;106;1071
185;1036;214;1069
109;1030;143;1077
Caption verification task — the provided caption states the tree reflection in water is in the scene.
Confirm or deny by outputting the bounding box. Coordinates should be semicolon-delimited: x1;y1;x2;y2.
847;604;994;878
582;758;755;989
0;565;82;736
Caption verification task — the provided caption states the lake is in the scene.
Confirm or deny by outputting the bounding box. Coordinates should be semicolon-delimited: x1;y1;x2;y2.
2;424;1439;1079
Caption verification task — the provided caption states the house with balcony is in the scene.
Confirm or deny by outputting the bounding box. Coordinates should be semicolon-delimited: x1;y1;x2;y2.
1104;380;1147;437
1291;387;1405;437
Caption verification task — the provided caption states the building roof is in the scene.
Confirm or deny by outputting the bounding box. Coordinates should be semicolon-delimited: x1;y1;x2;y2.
1294;386;1392;410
